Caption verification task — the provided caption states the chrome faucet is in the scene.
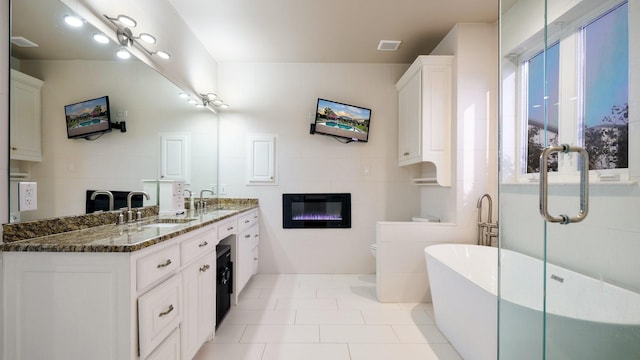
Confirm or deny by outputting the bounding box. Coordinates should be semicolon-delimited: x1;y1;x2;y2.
476;193;493;224
476;193;498;246
199;189;214;210
126;191;151;222
90;190;114;211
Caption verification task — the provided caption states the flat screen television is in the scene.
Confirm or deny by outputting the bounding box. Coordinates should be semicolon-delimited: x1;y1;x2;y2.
314;98;371;142
64;95;112;139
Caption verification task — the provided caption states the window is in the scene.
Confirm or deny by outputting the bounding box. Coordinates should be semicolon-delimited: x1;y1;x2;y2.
581;2;629;169
520;1;628;176
525;43;560;173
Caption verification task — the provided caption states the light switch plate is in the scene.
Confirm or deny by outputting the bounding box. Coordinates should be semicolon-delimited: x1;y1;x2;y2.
18;181;37;211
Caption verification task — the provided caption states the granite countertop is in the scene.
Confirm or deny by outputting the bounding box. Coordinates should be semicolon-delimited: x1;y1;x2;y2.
1;204;258;253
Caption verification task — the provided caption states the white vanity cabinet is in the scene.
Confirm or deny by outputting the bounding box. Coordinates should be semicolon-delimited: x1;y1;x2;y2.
236;209;260;293
2;223;219;360
396;55;453;186
10;69;43;162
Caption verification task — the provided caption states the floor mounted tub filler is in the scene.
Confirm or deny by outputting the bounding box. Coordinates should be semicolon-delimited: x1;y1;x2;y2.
424;244;640;360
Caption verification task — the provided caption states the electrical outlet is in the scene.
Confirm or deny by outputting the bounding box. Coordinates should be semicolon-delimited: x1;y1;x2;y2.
18;181;37;211
220;184;227;195
210;184;217;195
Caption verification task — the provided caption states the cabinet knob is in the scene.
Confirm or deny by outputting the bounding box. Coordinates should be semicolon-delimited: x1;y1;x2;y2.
245;220;250;223
11;146;18;151
253;257;258;261
403;152;410;156
199;264;211;272
245;234;251;238
198;241;209;248
227;226;234;231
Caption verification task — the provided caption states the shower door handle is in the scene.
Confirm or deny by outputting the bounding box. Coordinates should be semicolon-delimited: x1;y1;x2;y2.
539;144;589;224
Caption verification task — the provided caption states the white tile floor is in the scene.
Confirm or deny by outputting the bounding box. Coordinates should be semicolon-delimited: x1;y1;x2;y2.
194;274;462;360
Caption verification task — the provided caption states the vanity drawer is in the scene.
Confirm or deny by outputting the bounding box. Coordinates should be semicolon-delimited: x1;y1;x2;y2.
238;210;259;233
138;274;182;359
217;217;237;240
137;244;180;291
181;227;217;265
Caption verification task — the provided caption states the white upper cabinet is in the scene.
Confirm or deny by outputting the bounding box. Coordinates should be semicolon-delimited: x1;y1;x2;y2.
246;135;276;185
396;56;453;186
10;69;43;162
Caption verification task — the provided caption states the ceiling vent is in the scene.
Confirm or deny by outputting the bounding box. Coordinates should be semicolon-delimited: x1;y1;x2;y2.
11;36;39;48
377;40;401;51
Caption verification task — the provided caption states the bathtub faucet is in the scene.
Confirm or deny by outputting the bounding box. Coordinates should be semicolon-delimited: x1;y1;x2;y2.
476;194;498;246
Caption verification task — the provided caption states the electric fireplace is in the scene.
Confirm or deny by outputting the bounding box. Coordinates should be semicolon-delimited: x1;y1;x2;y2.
282;193;351;228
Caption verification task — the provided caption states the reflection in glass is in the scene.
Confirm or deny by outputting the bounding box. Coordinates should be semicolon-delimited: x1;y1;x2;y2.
583;1;629;169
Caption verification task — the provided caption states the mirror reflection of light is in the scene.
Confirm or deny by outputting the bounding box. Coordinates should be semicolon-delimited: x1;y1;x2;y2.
463;104;476;196
501;62;517;181
116;47;131;59
64;15;83;27
93;33;109;44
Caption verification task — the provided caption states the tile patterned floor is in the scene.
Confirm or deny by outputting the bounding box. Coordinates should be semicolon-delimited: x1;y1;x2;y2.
194;274;462;360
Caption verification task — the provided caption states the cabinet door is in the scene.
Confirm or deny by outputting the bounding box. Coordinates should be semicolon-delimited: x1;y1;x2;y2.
398;69;422;164
197;252;216;344
246;135;276;184
181;261;200;360
10;69;43;162
237;229;253;292
181;251;216;360
160;133;190;183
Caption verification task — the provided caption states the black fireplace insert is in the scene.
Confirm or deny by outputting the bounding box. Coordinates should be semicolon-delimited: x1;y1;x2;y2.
282;193;351;228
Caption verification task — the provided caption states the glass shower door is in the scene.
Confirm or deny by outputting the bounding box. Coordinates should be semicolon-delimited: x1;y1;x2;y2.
499;0;640;358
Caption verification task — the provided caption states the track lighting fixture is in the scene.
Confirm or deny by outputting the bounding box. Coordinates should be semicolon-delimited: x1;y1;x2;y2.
104;14;171;60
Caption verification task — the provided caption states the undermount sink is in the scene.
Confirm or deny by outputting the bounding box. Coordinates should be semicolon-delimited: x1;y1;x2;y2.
143;223;181;228
142;218;196;228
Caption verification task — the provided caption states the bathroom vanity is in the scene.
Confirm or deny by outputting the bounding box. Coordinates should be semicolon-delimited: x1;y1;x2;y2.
1;203;259;360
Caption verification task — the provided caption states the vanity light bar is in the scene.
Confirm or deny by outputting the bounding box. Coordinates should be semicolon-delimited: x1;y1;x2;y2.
104;14;171;61
178;92;230;111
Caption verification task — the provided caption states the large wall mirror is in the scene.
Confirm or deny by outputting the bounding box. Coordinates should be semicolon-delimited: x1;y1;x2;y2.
9;0;218;222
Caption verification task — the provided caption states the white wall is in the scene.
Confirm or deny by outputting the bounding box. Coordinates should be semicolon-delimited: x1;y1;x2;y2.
12;60;217;220
218;62;420;274
429;23;499;231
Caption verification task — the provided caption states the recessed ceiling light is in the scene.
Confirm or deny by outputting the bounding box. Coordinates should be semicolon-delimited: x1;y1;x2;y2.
64;15;83;27
178;92;189;99
377;40;402;51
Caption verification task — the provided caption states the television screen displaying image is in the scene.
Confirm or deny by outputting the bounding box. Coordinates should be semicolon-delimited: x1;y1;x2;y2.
64;95;112;139
314;98;371;142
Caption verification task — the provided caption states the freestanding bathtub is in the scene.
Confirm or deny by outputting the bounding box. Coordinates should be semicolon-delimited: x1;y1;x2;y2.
424;244;640;360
